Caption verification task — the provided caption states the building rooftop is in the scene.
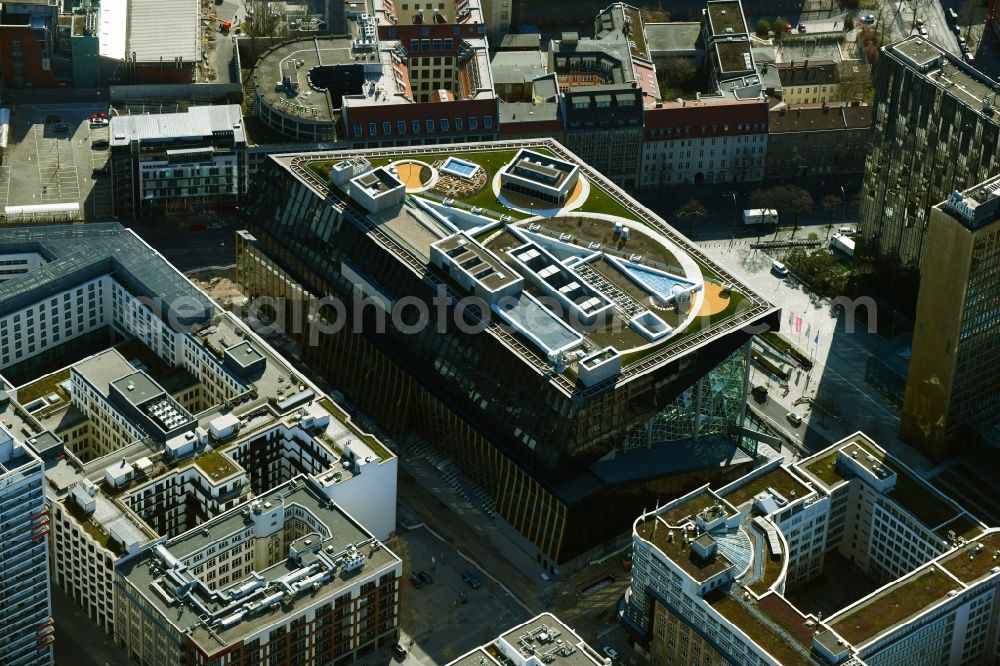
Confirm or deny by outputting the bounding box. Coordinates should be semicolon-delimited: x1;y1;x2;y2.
490;50;548;86
644;22;702;55
939;172;1000;230
448;613;604;666
127;0;199;63
769;102;871;133
706;591;813;666
829;565;958;646
279;140;776;398
715;40;753;73
371;0;482;26
498;613;605;666
889;36;1000;121
796;434;972;538
0;223;213;327
719;464;810;508
74;349;142;398
775;59;839;86
706;0;747;37
108;105;244;147
939;530;1000;583
117;477;400;655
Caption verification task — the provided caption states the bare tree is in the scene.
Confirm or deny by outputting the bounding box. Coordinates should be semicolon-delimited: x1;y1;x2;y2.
676;199;708;238
820;194;841;238
245;0;286;61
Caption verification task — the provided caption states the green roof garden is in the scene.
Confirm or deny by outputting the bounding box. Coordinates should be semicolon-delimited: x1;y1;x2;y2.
707;1;746;36
707;591;812;666
940;531;1000;584
194;449;240;480
831;565;957;645
721;466;809;508
716;41;753;73
888;467;960;530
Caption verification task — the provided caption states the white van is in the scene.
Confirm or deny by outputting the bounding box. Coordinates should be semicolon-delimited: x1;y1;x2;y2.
771;260;789;277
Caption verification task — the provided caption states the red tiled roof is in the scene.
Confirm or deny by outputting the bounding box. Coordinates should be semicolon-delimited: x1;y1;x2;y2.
644;99;769;139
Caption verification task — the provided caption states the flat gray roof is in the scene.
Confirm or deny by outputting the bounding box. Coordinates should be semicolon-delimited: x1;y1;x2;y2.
128;0;199;63
0;223;214;327
490;51;548;86
109;105;245;146
74;349;139;397
110;372;164;407
645;22;702;54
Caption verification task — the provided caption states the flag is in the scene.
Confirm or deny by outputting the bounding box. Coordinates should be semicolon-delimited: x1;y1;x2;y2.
814;333;820;346
788;310;794;326
795;316;803;333
806;322;811;336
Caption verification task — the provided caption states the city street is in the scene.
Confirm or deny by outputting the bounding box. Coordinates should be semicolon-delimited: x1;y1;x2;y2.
692;233;931;472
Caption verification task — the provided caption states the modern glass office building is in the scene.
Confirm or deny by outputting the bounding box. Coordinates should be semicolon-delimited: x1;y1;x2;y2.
237;140;780;568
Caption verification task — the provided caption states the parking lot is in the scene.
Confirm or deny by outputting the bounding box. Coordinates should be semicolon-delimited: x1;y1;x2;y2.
4;103;113;218
391;526;530;665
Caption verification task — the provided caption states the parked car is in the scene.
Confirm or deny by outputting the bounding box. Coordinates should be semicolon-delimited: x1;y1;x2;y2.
459;591;468;604
191;222;206;231
784;23;792;33
958;35;967;46
947;8;959;22
92;164;110;176
786;412;803;427
54;123;70;133
392;643;407;659
771;260;789;277
953;25;962;36
471;206;483;215
417;570;433;585
964;52;975;64
838;226;856;236
408;572;423;588
91;139;108;150
207;222;223;229
603;647;619;660
918;26;929;37
443;197;455;206
45;115;61;124
751;385;768;402
861;14;876;24
797;23;807;33
462;572;481;589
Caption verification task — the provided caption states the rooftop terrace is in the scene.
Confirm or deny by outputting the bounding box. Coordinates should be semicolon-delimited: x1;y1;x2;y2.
636;517;733;582
284;140;776;397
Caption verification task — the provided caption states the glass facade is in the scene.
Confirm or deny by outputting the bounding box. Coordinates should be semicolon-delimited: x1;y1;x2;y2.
237;157;770;563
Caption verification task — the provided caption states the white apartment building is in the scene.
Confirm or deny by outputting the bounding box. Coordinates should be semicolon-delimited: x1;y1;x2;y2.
624;433;998;666
640;98;769;188
0;223;399;661
0;423;54;665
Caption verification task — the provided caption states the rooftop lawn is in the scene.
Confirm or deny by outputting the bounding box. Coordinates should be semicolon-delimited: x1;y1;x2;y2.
889;468;958;529
941;531;1000;584
636;518;732;582
750;552;785;595
307;148;643;224
17;369;71;405
722;467;809;508
716;42;753;72
831;566;956;645
707;1;746;35
65;497;120;555
195;449;240;479
802;450;845;487
625;7;649;58
708;592;812;666
658;489;721;525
